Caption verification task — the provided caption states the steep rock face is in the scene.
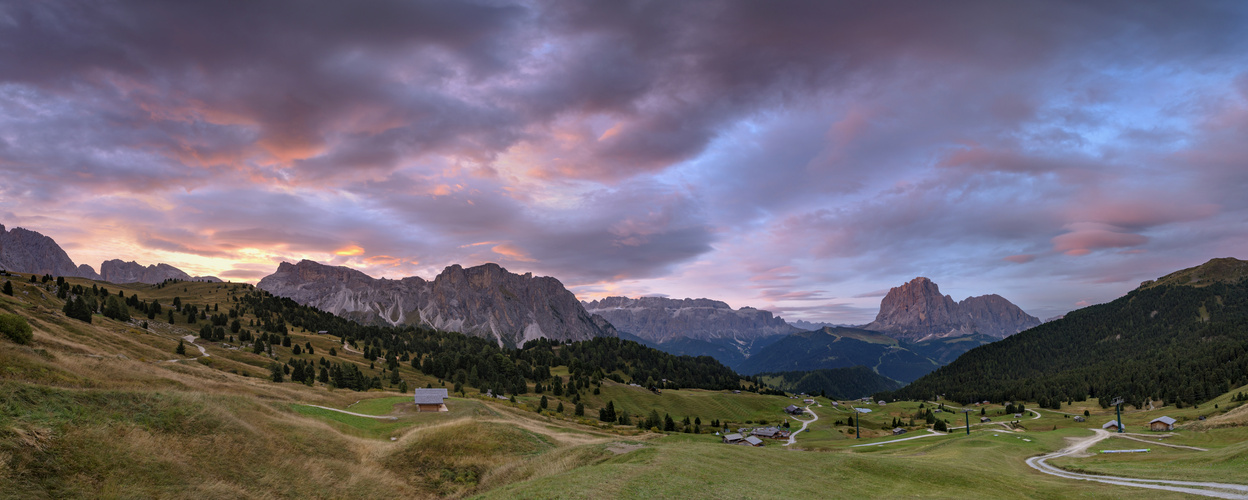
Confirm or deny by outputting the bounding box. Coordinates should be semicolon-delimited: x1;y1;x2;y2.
582;296;799;344
99;259;222;284
257;260;616;346
862;277;1040;342
0;224;99;279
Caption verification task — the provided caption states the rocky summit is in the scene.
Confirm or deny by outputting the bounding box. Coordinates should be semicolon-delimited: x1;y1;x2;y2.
257;260;617;346
0;224;99;279
99;259;222;284
862;277;1040;342
581;296;798;343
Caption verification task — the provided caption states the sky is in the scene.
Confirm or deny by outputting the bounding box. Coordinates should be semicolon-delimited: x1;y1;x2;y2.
2;0;1247;324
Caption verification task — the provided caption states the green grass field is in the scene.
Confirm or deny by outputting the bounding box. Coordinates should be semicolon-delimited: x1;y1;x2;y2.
3;272;1248;499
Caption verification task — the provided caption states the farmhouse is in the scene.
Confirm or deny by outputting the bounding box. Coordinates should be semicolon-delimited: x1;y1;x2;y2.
785;405;805;415
413;388;449;412
1102;420;1120;432
753;427;780;438
1150;416;1176;431
722;433;744;444
893;428;907;436
980;417;991;423
743;436;764;447
803;399;815;404
1073;416;1085;422
752;427;790;439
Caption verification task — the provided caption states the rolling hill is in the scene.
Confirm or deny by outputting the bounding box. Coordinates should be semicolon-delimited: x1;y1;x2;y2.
882;258;1248;407
734;326;992;383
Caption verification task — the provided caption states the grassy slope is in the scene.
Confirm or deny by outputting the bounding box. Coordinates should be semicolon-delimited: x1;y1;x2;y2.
3;272;1247;498
0;275;626;499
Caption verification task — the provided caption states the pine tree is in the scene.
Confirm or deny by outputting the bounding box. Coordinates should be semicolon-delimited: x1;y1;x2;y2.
2;280;12;296
540;395;549;409
664;414;675;432
176;340;186;355
574;402;584;416
556;401;564;413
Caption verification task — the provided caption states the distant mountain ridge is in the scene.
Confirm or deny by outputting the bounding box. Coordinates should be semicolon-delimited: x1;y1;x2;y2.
862;277;1040;342
100;259;221;284
258;259;617;347
0;223;216;284
882;257;1248;406
582;296;799;343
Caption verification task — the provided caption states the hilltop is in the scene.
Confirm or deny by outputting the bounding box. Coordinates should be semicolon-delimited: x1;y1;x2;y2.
883;257;1248;407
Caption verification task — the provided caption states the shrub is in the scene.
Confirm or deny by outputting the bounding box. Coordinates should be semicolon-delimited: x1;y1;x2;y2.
0;313;33;344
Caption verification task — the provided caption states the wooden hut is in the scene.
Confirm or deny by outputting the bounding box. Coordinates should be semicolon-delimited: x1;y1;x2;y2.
1149;416;1176;431
413;388;449;412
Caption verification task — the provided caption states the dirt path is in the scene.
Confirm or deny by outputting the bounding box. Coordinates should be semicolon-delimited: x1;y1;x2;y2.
303;404;399;420
182;335;208;356
341;342;364;355
783;405;818;446
1113;433;1208;451
1025;429;1248;498
850;429;945;448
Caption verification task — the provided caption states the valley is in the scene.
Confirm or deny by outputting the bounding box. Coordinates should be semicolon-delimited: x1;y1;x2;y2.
4;258;1248;498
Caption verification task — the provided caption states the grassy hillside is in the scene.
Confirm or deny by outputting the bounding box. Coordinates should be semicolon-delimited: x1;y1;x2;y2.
4;270;1247;498
884;258;1248;406
736;327;939;382
757;366;903;399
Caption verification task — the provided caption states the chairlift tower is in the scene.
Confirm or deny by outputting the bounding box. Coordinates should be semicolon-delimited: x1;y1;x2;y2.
1110;397;1125;433
962;409;972;435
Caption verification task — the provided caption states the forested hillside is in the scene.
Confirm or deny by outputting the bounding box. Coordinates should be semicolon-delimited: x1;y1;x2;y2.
756;366;902;399
234;289;741;394
882;265;1248;408
737;327;938;382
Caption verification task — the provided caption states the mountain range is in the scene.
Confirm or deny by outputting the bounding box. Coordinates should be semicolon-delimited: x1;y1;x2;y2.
0;224;219;283
883;257;1248;406
862;277;1041;342
257;259;616;347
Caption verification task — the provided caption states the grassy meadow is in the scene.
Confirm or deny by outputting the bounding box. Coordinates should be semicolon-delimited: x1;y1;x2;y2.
2;271;1246;498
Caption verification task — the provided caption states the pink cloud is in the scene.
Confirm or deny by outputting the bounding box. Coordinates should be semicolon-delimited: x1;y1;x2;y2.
1004;254;1036;264
1051;223;1148;256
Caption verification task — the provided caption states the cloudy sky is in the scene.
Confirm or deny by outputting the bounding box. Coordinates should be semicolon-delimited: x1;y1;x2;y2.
3;0;1246;323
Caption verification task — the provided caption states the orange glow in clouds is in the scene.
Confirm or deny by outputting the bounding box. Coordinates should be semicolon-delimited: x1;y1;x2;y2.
334;245;365;256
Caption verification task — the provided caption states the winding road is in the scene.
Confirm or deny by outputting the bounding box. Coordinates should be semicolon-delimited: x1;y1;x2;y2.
783;405;818;446
1025;429;1248;499
850;429;945;447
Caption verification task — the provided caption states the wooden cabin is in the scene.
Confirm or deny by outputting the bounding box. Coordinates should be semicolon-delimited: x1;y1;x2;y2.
413;388;449;412
1149;416;1176;431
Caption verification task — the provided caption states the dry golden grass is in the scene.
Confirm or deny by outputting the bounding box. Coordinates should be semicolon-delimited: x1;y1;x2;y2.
0;279;628;499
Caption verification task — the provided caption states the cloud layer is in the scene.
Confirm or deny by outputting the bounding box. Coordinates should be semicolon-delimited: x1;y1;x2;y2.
2;0;1246;323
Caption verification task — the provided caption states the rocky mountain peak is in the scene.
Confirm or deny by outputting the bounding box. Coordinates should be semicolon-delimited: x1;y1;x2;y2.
258;260;615;346
0;224;99;279
582;295;797;343
863;277;1040;342
99;259;222;284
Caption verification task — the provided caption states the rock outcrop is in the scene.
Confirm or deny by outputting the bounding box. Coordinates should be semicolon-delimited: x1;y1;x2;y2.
862;277;1040;342
0;224;99;279
99;259;221;284
582;296;799;344
257;260;617;346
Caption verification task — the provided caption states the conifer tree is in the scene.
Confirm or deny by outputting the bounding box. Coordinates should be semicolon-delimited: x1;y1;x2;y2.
176;340;186;355
2;280;12;296
574;401;584;416
540;395;549;409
